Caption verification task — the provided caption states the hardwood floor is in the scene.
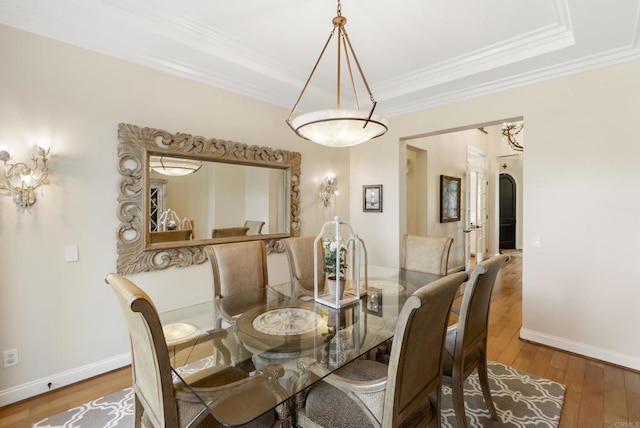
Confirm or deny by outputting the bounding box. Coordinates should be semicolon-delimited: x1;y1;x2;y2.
0;366;131;428
1;255;638;427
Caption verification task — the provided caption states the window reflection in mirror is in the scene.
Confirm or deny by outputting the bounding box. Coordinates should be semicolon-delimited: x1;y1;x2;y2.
149;158;289;242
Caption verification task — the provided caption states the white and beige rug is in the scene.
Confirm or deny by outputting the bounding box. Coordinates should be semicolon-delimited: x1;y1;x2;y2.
33;361;564;427
441;361;564;427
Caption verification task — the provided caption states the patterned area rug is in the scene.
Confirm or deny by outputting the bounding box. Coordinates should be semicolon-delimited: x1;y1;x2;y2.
33;387;133;428
33;361;564;427
442;361;565;427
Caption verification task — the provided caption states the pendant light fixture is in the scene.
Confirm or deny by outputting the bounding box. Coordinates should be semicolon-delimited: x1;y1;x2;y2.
149;156;202;176
501;122;524;152
286;0;388;148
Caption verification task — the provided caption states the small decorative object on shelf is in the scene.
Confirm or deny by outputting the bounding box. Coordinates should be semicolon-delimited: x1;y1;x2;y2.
158;209;180;231
314;216;367;308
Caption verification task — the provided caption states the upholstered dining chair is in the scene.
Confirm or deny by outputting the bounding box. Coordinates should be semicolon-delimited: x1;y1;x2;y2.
297;271;468;428
244;220;266;235
205;241;269;328
401;234;454;276
443;254;510;428
104;273;281;428
282;236;325;298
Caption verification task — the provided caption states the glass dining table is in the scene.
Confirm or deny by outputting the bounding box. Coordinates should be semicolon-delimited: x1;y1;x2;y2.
159;266;442;427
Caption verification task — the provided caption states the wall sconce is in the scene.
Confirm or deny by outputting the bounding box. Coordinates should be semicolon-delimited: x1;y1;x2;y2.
0;145;51;209
320;174;339;207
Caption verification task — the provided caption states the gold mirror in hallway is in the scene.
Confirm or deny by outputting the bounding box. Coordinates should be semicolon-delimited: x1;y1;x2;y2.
116;123;301;274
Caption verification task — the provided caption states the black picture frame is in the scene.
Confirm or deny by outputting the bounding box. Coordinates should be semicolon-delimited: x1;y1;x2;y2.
363;184;383;212
366;287;383;316
440;175;461;223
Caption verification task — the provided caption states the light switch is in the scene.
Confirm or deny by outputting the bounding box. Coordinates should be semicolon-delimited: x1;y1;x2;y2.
65;245;79;262
531;236;541;248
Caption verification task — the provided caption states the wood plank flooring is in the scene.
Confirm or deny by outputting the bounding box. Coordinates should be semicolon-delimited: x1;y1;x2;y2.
1;255;638;427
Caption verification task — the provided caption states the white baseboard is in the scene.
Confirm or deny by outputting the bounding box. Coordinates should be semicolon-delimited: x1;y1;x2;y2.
520;328;640;371
0;352;131;407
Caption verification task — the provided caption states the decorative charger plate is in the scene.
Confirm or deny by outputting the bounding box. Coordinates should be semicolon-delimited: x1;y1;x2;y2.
237;305;331;353
366;279;406;294
252;308;321;336
162;322;199;346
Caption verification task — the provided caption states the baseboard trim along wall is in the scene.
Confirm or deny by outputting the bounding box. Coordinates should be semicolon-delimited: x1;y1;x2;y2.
520;328;640;372
0;352;131;407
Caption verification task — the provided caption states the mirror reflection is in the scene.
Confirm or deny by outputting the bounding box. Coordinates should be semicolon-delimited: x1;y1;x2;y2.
116;123;301;274
149;159;289;243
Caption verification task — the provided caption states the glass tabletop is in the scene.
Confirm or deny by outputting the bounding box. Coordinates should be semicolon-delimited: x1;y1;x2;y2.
159;267;442;426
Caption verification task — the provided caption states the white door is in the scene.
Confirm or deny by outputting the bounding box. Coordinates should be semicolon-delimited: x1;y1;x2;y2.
465;147;488;269
475;172;488;262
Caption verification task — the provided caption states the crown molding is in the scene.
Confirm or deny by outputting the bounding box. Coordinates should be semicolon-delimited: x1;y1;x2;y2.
381;43;640;117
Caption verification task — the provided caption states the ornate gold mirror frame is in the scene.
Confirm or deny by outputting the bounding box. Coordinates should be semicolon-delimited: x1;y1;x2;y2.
116;123;301;274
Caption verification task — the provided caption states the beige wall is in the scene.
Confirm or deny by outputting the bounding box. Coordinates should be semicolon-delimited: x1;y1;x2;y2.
350;58;640;371
0;24;350;404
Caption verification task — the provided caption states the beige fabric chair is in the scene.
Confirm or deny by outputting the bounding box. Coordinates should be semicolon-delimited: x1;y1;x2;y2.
297;271;468;428
282;236;325;298
205;241;269;328
401;234;453;276
443;254;510;428
104;273;279;428
211;227;249;238
244;220;266;235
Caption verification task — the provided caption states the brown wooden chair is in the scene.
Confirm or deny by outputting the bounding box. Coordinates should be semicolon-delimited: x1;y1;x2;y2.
104;273;280;427
443;254;510;428
401;234;453;276
205;241;269;328
297;272;468;428
282;236;325;298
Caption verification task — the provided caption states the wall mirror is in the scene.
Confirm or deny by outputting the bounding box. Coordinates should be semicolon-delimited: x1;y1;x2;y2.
116;123;301;274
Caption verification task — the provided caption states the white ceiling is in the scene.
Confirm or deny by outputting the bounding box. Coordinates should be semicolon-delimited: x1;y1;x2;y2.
1;0;639;117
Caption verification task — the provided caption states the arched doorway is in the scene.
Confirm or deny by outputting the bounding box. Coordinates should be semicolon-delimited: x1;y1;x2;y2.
499;173;516;249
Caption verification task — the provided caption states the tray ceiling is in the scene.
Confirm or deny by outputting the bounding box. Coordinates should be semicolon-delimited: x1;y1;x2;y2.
1;0;638;116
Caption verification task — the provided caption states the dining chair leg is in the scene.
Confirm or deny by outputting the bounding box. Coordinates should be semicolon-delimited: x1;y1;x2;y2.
477;344;498;420
451;373;468;428
428;388;442;428
133;393;143;428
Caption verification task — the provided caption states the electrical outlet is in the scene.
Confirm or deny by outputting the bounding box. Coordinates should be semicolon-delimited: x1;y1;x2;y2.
3;349;18;368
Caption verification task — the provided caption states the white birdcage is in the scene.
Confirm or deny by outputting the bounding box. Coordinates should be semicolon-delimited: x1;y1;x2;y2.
158;209;180;231
313;216;368;308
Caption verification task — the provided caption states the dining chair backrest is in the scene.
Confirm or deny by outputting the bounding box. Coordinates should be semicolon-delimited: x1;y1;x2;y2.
282;236;324;297
443;254;509;427
401;234;453;276
383;271;467;426
206;240;269;298
244;220;265;235
105;273;178;427
454;254;509;364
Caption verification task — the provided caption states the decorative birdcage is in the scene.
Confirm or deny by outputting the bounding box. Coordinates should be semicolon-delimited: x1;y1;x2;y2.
313;216;368;308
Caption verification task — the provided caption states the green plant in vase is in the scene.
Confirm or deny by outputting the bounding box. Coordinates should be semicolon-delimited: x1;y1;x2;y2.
322;237;348;299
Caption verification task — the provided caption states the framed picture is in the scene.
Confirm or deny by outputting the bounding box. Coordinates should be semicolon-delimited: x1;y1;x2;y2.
366;287;383;316
440;175;461;222
363;184;383;212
